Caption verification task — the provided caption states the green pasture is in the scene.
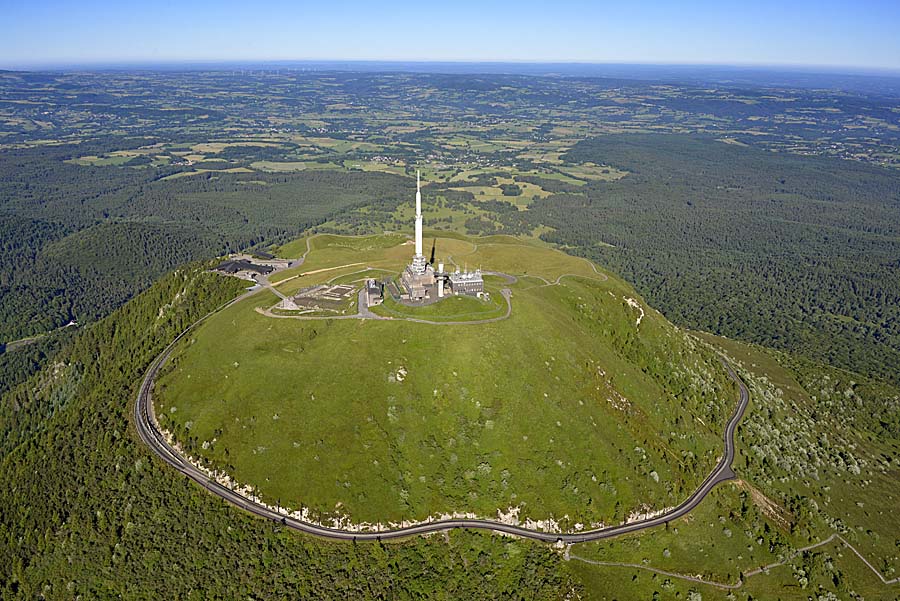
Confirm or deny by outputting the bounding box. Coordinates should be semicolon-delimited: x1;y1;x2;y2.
559;163;628;181
571;481;900;600
156;234;737;527
343;160;408;176
452;176;552;209
159;167;253;180
697;331;900;572
251;160;344;172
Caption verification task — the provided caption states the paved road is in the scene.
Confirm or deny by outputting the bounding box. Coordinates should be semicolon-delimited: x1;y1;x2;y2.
134;295;749;542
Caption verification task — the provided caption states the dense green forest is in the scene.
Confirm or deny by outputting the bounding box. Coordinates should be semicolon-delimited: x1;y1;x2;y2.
527;135;900;384
0;335;65;399
0;266;575;599
0;144;410;341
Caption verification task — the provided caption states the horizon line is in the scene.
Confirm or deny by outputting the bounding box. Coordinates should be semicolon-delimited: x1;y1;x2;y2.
3;58;900;77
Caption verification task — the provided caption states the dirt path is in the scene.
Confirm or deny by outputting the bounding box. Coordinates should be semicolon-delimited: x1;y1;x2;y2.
325;266;394;285
526;271;608;287
271;262;368;289
459;241;609;284
568;533;899;590
2;320;78;352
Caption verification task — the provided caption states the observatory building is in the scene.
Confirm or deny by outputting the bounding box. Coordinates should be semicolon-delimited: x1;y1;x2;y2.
449;268;483;296
400;172;483;301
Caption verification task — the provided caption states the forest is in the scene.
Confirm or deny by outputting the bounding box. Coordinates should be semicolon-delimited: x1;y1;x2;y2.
0;143;410;341
527;135;900;384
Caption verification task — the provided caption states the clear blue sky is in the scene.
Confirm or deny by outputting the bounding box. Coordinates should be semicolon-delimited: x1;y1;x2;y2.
2;0;899;70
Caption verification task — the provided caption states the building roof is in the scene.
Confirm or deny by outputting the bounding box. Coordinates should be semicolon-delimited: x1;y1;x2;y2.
215;259;274;275
449;269;483;283
365;278;382;296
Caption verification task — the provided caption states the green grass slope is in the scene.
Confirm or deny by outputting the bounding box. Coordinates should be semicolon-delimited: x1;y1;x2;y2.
0;264;576;599
156;234;737;528
568;334;900;600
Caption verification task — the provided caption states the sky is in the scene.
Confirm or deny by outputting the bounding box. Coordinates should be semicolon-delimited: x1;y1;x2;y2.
2;0;899;71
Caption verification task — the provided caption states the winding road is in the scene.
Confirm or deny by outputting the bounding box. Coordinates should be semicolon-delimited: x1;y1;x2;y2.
134;288;749;543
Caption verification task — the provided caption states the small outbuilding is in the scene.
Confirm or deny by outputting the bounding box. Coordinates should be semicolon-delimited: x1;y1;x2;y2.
366;279;384;306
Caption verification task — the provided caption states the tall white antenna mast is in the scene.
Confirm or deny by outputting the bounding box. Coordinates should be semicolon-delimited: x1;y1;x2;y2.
414;170;424;260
